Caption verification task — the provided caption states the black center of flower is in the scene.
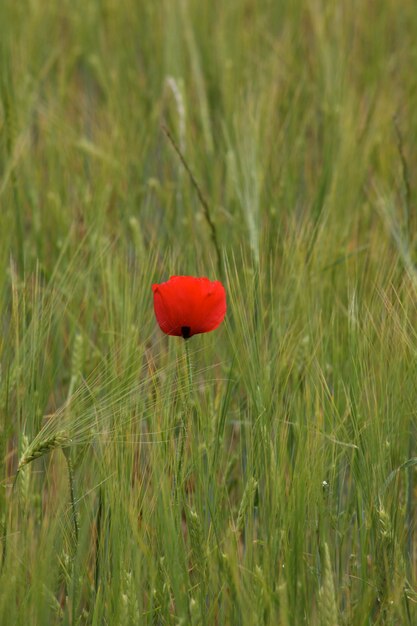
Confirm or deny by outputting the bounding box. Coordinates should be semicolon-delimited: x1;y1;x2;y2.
181;326;191;340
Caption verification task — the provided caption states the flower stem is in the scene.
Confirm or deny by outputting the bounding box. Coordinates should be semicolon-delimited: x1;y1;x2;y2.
175;340;194;494
184;339;193;391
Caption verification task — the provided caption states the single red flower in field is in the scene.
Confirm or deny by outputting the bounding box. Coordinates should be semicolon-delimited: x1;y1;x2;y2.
152;275;226;339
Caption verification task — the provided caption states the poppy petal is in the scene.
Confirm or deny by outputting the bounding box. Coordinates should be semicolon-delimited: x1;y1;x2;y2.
152;276;226;338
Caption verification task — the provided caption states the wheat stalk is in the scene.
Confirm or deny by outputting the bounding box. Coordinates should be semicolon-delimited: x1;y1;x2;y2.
188;508;207;581
236;476;258;533
17;431;69;472
318;543;338;626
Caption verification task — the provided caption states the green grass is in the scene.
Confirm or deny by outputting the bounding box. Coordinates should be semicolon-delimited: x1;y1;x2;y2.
1;0;417;624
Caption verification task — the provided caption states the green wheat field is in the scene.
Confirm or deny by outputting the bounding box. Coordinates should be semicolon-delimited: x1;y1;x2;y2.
1;1;417;624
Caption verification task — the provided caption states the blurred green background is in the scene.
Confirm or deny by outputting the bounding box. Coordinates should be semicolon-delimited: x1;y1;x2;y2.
1;1;417;624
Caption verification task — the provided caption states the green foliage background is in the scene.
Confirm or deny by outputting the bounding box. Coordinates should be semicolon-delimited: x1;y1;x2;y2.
1;0;417;624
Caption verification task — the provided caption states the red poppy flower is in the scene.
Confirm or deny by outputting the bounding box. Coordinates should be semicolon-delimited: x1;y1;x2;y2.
152;275;226;339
